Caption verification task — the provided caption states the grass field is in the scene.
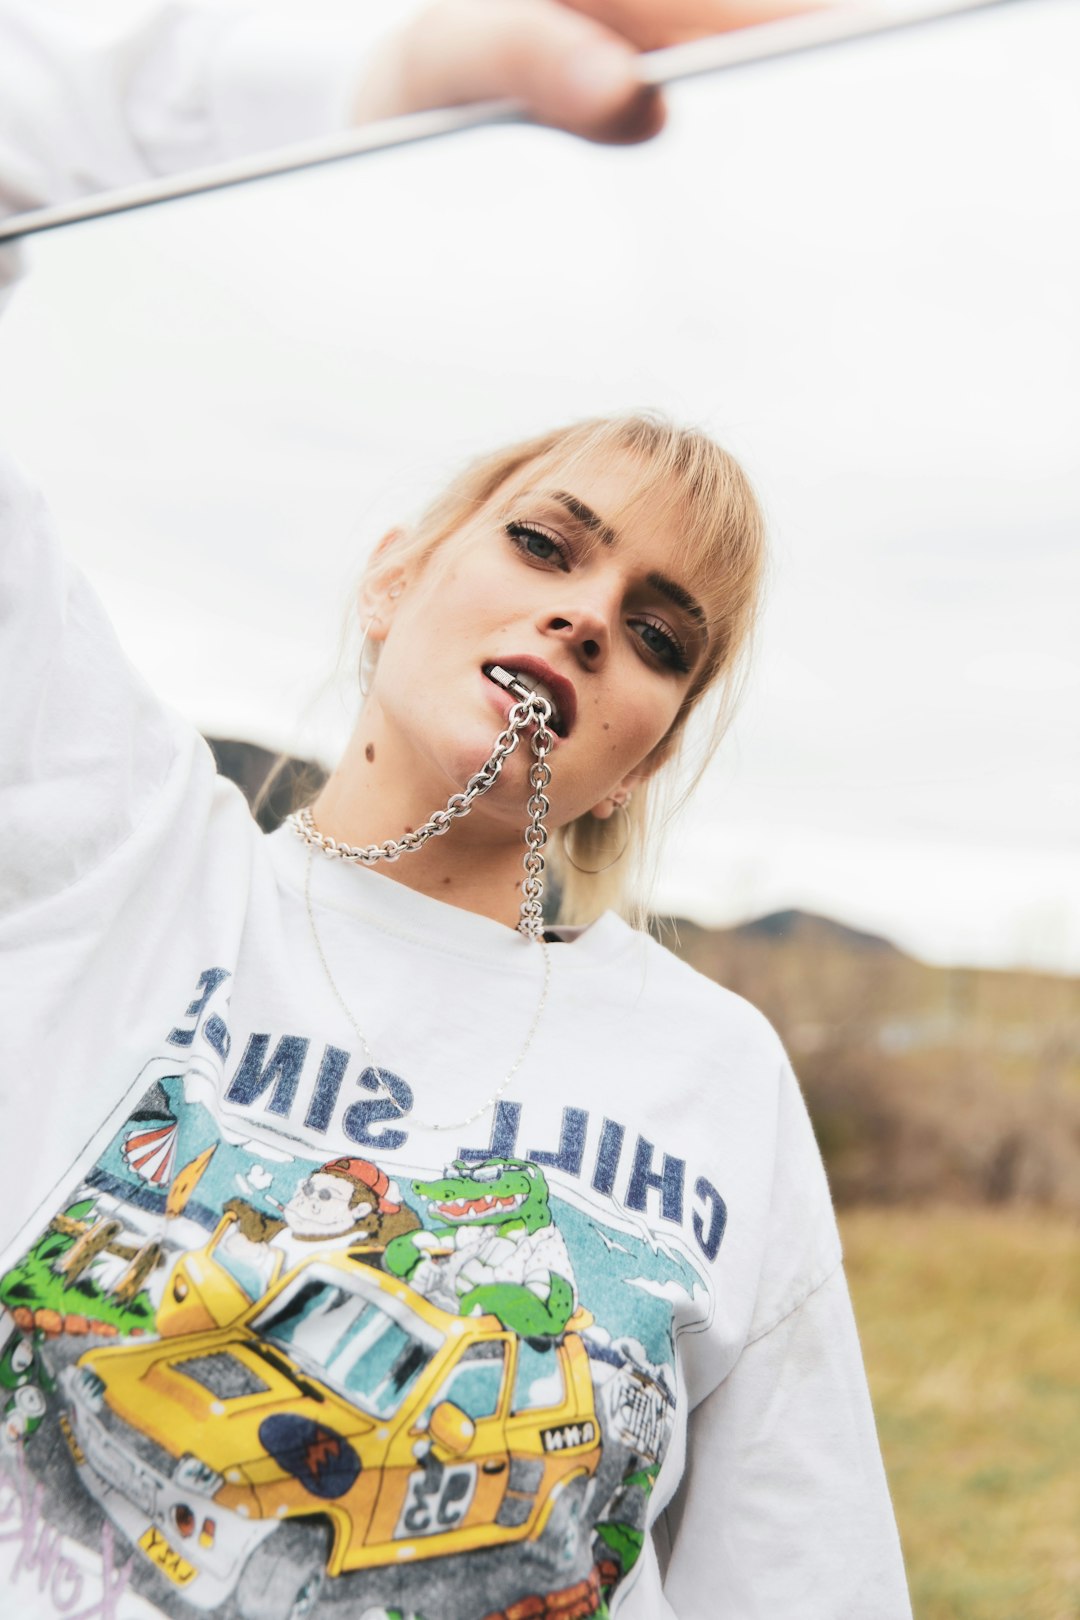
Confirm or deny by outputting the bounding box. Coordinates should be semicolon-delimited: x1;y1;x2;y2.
839;1208;1080;1620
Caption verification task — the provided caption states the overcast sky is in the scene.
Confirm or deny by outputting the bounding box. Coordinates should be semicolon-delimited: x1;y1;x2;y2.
1;0;1077;971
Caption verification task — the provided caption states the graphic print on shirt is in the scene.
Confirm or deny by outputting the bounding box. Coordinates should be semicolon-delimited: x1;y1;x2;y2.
0;1065;714;1620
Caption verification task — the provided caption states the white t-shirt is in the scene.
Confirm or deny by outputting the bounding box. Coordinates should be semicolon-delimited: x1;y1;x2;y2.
0;7;912;1617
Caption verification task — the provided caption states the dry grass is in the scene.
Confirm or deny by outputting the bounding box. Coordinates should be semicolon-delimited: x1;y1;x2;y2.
840;1207;1080;1620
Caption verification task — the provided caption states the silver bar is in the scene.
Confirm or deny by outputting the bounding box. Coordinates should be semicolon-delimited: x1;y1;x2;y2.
487;665;535;702
0;0;1021;244
0;101;519;244
636;0;1022;88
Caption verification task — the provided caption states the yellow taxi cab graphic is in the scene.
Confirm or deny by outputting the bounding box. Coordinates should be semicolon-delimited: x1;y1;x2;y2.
60;1252;601;1618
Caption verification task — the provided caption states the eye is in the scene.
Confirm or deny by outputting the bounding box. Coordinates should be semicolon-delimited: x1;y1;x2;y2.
505;521;569;568
470;1163;502;1183
633;616;690;674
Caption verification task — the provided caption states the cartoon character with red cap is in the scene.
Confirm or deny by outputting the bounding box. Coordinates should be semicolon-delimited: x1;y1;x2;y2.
223;1156;420;1275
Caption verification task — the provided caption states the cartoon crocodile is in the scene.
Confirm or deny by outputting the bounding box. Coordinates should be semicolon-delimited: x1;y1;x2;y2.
383;1159;577;1340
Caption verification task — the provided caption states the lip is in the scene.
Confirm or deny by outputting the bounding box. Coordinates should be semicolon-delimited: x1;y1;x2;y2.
481;656;577;739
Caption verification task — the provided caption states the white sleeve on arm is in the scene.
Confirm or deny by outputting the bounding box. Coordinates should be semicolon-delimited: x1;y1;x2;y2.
661;1265;913;1620
0;0;410;215
0;453;190;911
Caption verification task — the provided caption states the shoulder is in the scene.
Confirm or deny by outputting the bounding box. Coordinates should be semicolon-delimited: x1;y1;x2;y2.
602;914;787;1064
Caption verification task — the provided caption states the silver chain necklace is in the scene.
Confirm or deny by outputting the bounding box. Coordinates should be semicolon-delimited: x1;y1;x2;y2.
288;668;555;1132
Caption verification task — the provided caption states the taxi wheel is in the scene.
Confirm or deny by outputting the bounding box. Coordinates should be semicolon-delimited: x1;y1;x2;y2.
543;1477;590;1573
235;1520;329;1620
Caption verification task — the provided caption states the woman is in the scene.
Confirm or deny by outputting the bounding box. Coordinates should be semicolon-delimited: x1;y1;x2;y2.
0;3;910;1618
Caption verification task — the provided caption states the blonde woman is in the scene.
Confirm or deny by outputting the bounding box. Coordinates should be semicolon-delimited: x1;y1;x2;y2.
0;3;910;1618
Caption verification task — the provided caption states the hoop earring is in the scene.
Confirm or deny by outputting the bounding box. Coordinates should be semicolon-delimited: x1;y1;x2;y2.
562;803;631;874
358;616;377;698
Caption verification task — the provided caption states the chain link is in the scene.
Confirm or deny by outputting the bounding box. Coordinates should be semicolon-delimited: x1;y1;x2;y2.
290;682;556;1130
288;688;555;938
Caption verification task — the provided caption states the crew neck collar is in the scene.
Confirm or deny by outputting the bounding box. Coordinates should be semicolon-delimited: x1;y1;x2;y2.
267;824;635;972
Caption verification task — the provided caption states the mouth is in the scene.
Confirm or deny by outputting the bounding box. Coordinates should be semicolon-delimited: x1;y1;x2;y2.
482;659;575;739
431;1191;525;1220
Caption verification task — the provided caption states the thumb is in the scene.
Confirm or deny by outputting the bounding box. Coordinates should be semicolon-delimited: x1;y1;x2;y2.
378;0;665;145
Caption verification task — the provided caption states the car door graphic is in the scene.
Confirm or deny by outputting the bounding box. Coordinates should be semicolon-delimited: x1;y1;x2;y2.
370;1336;512;1552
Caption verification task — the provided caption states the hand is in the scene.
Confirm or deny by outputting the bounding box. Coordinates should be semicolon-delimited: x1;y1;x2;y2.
409;1257;443;1296
354;0;820;145
561;0;821;50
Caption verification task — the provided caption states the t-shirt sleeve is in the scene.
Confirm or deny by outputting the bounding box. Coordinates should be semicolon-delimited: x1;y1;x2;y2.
0;0;408;208
658;1053;912;1617
0;0;418;290
0;453;193;911
660;1266;912;1619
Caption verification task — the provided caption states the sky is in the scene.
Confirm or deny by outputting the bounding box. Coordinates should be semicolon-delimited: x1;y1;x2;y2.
0;0;1077;972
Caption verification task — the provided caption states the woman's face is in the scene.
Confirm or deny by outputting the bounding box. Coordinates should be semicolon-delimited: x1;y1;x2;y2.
366;449;711;830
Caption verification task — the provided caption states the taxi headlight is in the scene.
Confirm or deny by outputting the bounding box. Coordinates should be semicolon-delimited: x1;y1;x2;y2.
73;1366;106;1414
173;1454;224;1497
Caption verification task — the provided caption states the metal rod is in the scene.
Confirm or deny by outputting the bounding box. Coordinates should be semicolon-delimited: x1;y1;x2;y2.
0;101;520;244
635;0;1022;87
0;0;1021;244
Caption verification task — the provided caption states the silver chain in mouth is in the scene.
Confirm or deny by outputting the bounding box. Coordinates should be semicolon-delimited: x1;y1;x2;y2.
288;664;554;939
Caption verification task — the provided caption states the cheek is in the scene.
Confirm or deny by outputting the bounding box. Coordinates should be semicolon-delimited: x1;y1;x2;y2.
409;550;494;620
581;689;675;772
381;570;488;683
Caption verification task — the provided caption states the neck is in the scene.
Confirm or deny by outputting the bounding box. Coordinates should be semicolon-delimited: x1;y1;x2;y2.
312;709;532;933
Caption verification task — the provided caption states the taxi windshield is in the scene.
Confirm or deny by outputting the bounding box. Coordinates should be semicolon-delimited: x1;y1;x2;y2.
252;1272;443;1419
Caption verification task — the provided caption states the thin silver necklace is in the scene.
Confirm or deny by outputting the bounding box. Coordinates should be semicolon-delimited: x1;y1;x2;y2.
289;668;554;1133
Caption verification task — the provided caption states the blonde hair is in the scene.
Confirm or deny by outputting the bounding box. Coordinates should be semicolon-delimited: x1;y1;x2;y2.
364;413;767;928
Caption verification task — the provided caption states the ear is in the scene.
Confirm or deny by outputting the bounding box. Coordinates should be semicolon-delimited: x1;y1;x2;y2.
358;527;409;641
587;735;672;820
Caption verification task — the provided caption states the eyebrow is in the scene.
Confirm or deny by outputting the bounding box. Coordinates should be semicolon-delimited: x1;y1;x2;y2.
546;489;708;640
646;571;708;633
550;491;618;547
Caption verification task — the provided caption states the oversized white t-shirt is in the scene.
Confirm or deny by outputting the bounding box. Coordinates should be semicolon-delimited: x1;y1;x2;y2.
0;6;912;1618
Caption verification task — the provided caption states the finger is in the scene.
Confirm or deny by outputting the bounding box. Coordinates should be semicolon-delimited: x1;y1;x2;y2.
562;0;825;52
393;0;666;146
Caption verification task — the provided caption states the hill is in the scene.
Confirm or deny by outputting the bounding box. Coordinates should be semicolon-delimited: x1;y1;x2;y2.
664;907;1080;1211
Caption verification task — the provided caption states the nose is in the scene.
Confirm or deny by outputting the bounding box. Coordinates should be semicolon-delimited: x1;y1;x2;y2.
541;602;609;669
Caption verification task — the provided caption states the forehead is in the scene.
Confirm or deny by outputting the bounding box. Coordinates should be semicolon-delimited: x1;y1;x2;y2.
498;445;675;525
